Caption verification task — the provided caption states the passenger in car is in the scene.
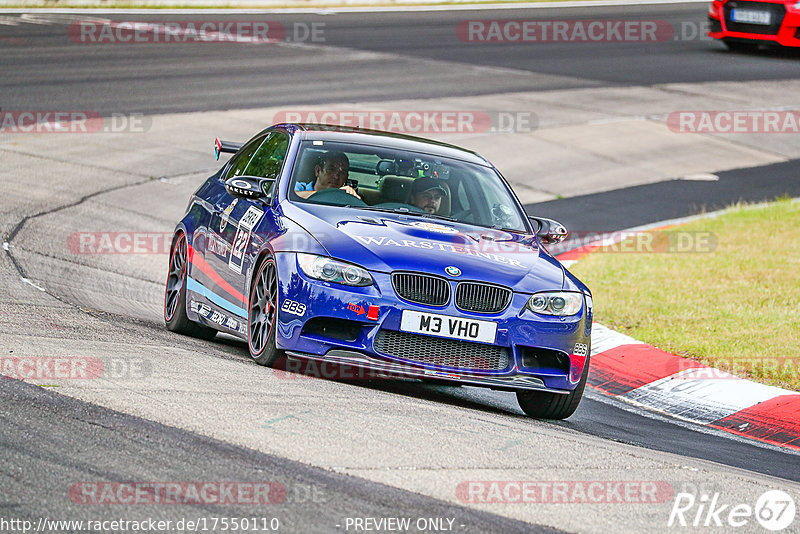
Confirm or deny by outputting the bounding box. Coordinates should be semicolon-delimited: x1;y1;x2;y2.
295;151;361;199
410;177;448;215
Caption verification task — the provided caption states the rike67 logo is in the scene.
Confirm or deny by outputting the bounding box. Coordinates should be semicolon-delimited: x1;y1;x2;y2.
669;489;795;530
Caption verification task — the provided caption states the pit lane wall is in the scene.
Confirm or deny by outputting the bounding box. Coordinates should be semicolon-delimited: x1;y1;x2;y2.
556;222;800;451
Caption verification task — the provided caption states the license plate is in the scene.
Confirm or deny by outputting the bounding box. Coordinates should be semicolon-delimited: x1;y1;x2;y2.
731;8;771;25
400;310;497;344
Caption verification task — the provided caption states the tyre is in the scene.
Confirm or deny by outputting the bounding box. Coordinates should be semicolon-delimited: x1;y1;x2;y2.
164;232;217;340
516;355;589;420
248;256;283;367
724;40;759;53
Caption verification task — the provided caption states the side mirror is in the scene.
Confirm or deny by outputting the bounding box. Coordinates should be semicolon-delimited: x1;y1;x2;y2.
225;176;275;201
528;216;568;245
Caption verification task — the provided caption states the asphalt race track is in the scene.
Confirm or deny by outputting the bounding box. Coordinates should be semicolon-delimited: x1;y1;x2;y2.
0;378;544;533
1;4;800;114
1;4;800;533
526;160;800;233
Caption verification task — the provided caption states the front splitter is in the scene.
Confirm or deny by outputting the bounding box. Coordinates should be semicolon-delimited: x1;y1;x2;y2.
284;349;569;394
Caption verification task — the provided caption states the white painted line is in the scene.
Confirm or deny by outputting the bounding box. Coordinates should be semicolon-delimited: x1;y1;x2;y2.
679;173;719;181
21;277;46;292
0;0;711;15
18;13;58;24
622;367;790;424
586;386;800;454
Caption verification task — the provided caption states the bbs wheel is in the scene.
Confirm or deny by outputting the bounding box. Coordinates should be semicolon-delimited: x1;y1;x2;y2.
164;232;217;340
248;256;282;366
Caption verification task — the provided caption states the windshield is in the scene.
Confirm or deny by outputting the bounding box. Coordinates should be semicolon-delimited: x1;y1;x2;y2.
287;140;528;232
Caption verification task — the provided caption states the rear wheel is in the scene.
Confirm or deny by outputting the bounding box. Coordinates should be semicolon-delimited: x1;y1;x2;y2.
516;357;589;419
248;256;282;367
164;232;217;340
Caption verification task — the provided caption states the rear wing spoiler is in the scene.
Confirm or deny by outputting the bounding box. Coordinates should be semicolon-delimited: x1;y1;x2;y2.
214;137;243;160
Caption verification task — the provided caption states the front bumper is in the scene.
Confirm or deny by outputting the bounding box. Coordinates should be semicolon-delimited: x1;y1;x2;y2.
274;252;592;393
708;1;800;47
285;349;567;393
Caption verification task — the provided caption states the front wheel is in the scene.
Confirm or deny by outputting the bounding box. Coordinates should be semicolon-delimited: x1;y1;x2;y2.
164;232;217;340
248;256;282;367
516;357;589;419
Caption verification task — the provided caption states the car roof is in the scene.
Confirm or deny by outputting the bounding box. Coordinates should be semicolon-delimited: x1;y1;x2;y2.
271;123;492;167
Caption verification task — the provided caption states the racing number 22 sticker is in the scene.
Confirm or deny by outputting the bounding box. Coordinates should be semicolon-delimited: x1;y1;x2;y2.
228;206;264;274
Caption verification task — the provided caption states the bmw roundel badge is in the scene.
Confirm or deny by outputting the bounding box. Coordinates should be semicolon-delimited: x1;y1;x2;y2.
445;266;461;277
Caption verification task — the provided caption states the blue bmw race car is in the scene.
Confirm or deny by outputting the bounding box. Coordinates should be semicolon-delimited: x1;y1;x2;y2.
164;124;592;419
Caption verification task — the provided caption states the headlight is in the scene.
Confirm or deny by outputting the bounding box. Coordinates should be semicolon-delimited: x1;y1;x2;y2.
297;253;373;287
794;1;800;9
527;292;583;316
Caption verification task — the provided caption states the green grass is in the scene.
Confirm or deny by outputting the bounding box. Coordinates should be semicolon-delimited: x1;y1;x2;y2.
571;198;800;391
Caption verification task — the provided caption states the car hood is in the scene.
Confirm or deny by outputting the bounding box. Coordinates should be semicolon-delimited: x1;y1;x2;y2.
282;202;566;293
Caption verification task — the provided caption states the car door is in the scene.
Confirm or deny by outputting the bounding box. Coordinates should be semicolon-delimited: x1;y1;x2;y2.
206;131;290;323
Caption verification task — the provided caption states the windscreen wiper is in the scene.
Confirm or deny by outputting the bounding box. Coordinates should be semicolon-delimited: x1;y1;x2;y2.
346;205;423;216
350;205;457;221
418;212;458;223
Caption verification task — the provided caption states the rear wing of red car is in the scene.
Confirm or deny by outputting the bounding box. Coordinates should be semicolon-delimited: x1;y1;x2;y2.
214;137;243;160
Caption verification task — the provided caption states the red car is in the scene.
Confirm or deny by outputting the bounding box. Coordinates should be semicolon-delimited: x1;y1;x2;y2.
709;0;800;49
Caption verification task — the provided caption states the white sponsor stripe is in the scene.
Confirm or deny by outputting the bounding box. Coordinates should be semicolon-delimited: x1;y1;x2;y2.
621;367;788;424
590;323;641;355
